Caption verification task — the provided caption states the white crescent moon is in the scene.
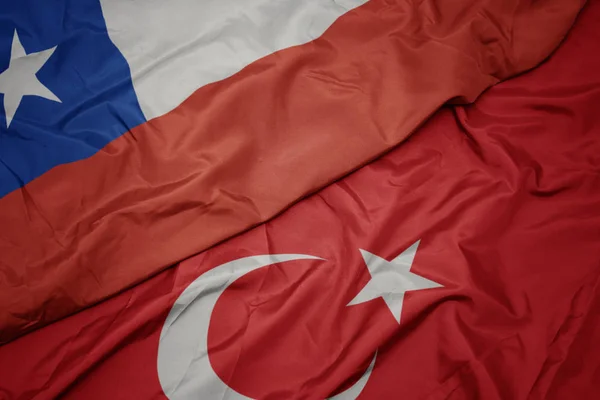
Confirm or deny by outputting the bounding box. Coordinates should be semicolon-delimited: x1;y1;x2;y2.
157;254;376;400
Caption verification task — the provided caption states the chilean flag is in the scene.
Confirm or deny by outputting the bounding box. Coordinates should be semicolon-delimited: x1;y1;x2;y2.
0;0;586;344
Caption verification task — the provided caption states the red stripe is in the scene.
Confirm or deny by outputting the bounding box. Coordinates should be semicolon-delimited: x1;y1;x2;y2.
0;0;585;342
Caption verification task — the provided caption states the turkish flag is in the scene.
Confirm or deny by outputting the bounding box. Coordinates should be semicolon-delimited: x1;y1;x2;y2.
1;1;599;399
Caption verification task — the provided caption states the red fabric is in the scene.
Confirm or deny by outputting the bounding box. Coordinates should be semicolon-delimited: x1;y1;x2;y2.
541;279;600;400
0;0;585;343
1;2;598;398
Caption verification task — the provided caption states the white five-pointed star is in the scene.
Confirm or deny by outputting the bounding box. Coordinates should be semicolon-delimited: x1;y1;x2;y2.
348;241;443;324
0;30;61;128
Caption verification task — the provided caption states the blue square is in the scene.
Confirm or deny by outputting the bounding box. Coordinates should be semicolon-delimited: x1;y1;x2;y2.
0;0;146;197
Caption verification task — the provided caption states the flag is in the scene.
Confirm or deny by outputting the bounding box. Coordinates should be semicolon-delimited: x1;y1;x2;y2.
0;0;586;342
0;1;598;398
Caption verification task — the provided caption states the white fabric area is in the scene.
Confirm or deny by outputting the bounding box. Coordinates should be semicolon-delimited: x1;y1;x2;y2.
100;0;367;120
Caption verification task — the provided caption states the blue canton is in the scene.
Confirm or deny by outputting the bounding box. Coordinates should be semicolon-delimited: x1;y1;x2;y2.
0;0;145;198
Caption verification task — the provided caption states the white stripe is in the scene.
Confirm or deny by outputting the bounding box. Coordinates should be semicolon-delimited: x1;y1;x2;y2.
100;0;367;120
